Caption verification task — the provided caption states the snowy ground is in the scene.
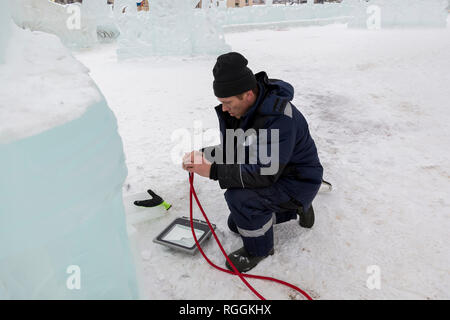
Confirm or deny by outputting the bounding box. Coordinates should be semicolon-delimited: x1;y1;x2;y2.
74;22;450;300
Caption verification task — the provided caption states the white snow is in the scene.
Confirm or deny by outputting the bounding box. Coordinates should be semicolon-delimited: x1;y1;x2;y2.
74;19;450;299
0;24;101;144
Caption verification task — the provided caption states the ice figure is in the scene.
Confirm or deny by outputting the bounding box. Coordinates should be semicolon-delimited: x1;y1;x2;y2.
0;3;138;299
115;0;231;59
11;0;118;48
113;0;141;55
82;0;120;43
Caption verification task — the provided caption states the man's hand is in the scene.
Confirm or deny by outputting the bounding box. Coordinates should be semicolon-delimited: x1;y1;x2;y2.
182;151;212;178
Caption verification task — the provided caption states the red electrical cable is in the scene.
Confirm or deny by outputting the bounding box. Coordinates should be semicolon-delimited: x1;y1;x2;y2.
188;173;313;301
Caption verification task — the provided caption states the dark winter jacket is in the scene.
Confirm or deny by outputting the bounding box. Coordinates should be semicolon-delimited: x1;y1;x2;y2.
204;71;323;205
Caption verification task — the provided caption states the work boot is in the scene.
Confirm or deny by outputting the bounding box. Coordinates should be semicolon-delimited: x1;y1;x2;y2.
225;247;274;273
298;205;314;228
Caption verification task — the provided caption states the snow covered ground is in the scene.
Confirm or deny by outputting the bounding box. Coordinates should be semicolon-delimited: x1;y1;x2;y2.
74;20;450;299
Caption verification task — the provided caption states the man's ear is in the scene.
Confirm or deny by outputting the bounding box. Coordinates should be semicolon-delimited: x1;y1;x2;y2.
245;90;253;102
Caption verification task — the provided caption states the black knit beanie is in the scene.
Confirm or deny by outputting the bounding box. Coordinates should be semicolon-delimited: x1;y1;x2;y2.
213;52;257;98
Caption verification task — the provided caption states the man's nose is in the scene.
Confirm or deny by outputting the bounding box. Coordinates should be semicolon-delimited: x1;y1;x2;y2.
222;105;229;112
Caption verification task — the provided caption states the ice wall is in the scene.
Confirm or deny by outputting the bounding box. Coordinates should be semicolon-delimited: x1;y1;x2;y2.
346;0;449;28
82;0;120;43
0;5;138;299
220;1;353;30
217;1;448;31
114;0;230;59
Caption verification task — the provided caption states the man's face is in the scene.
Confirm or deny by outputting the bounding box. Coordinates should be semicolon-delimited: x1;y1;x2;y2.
218;92;252;119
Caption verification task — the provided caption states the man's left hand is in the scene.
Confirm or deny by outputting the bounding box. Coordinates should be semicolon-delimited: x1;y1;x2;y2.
182;151;212;178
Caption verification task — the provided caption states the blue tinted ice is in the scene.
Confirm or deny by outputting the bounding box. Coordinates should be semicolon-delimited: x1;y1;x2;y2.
0;99;139;299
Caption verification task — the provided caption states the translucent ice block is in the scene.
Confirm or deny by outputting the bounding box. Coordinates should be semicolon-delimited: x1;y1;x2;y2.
0;99;139;299
11;0;119;49
0;13;138;297
115;0;231;59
